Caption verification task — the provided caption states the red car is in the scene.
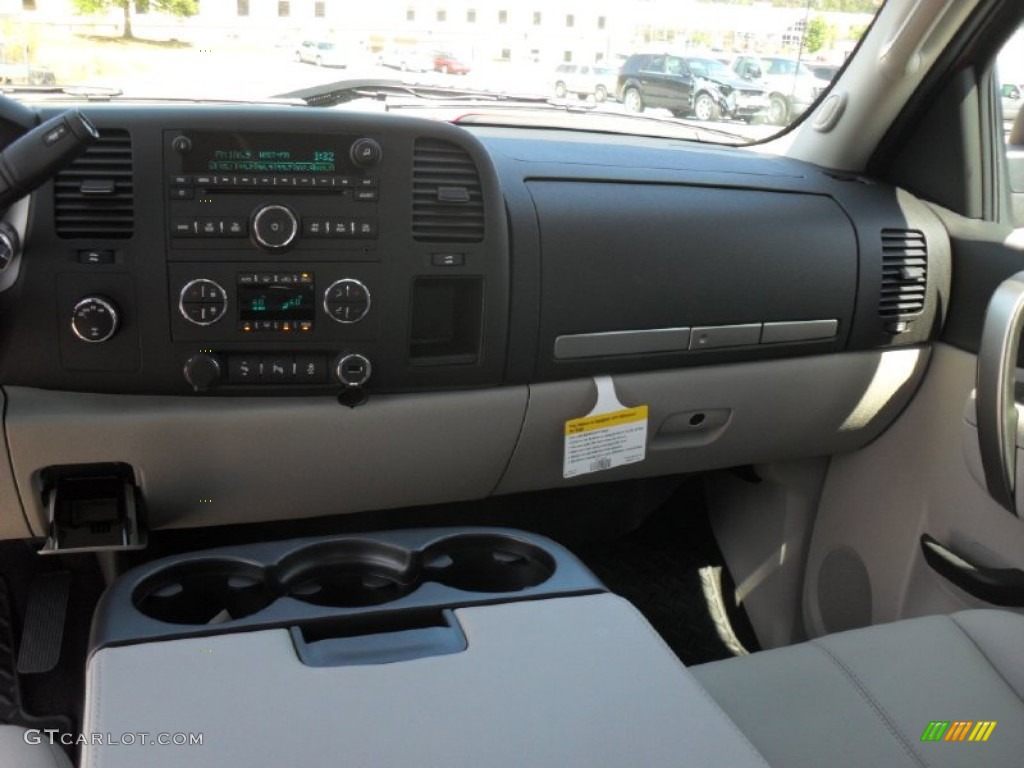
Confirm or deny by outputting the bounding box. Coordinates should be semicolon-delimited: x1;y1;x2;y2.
434;51;470;75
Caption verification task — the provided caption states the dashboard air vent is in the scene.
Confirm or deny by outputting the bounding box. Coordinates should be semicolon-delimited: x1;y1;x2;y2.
879;228;927;322
54;129;133;238
412;138;484;243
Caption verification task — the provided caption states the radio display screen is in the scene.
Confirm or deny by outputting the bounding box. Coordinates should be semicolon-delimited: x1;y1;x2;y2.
238;273;315;332
183;132;354;175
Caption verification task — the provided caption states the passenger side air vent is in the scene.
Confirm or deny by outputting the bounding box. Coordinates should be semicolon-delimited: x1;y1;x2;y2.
879;228;927;331
54;129;133;238
412;138;484;243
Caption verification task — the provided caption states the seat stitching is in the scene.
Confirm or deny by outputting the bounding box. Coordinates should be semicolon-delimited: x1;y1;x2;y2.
948;614;1024;707
811;640;930;768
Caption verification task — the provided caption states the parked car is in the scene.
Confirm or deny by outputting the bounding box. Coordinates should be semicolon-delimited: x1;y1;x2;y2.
378;47;434;73
294;40;348;68
553;63;620;102
434;51;470;75
732;55;830;125
616;53;770;121
1001;81;1024;124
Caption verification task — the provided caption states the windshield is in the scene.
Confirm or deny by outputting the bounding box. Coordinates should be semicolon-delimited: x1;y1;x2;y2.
1;0;882;144
689;58;732;80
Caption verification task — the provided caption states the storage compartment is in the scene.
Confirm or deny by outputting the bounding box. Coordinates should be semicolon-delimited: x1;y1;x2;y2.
409;276;483;365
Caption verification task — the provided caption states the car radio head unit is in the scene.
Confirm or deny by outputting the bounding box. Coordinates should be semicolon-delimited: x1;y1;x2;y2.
179;131;356;176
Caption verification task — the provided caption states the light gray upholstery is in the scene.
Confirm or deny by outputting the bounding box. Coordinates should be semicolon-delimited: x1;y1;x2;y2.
0;726;73;768
692;609;1024;767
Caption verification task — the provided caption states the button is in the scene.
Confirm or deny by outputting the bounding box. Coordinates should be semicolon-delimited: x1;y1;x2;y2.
431;253;465;267
274;176;294;187
304;219;327;237
228;356;261;383
334;176;353;188
313;177;334;188
295;176;313;188
238;273;256;285
225;218;246;237
197;219;219;236
183;304;207;323
261;356;293;382
170;175;191;185
169;186;193;200
256;176;273;186
42;121;69;146
78;249;115;264
217;175;233;186
355;219;377;238
357;177;378;187
294;355;326;383
760;320;838;344
195;175;214;186
689;324;762;350
236;175;254;186
354;189;378;202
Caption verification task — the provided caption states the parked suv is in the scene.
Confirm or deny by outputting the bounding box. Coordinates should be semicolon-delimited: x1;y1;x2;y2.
616;53;769;121
553;63;620;102
732;55;830;125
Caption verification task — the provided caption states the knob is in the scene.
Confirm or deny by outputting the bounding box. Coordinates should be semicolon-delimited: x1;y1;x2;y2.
251;204;299;251
350;138;382;168
183;354;222;392
0;223;19;273
71;296;119;343
179;278;228;326
323;278;371;324
334;353;372;387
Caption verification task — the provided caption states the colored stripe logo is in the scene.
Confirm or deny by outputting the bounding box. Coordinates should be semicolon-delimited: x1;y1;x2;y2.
921;721;996;742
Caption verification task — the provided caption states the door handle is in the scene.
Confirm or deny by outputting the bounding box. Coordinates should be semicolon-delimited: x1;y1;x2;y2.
920;534;1024;607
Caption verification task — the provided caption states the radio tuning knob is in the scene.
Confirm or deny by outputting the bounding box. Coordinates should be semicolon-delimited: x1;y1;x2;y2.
251;204;299;251
350;138;382;168
183;353;222;392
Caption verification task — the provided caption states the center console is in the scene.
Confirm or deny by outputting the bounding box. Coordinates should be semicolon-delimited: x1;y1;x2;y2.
82;528;767;768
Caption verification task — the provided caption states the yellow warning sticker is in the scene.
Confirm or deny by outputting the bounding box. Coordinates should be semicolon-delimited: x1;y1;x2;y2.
564;404;648;479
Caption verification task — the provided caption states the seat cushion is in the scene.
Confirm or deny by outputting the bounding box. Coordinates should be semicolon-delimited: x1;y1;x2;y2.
0;726;73;768
692;609;1024;768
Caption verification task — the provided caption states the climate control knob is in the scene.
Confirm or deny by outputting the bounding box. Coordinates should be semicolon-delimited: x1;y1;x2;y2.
71;296;119;343
323;279;371;324
183;353;222;392
334;353;372;388
251;204;299;251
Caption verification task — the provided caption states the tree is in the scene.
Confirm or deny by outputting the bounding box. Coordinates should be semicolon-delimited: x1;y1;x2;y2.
804;15;829;54
70;0;198;40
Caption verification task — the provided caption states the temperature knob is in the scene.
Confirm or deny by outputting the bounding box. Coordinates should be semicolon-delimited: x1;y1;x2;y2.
251;204;299;251
71;296;119;343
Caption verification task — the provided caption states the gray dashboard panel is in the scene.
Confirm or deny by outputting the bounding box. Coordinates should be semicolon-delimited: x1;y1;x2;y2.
498;348;931;495
5;386;528;534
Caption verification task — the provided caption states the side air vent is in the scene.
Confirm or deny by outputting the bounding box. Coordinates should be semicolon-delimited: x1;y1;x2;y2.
412;138;484;243
879;228;927;329
54;129;133;238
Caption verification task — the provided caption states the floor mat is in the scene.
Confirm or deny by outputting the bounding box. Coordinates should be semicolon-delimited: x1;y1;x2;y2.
571;480;760;666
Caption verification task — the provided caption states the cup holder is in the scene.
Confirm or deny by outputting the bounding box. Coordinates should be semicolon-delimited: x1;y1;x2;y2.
279;540;418;608
133;559;273;625
128;533;560;629
424;534;556;593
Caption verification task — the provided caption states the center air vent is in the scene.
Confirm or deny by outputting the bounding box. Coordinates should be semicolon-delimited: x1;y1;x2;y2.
412;138;484;243
54;129;133;238
879;228;927;325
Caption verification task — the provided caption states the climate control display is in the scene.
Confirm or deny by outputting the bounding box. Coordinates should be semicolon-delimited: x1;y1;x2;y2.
237;272;315;333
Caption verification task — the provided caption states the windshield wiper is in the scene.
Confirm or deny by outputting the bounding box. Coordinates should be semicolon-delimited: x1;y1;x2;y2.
277;78;554;108
0;84;124;100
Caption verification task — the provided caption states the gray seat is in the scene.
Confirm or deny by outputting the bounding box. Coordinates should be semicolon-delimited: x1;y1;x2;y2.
0;726;73;768
692;609;1024;767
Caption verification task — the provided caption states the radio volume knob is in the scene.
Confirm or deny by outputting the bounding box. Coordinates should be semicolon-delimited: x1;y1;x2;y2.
251;204;299;251
71;296;120;343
